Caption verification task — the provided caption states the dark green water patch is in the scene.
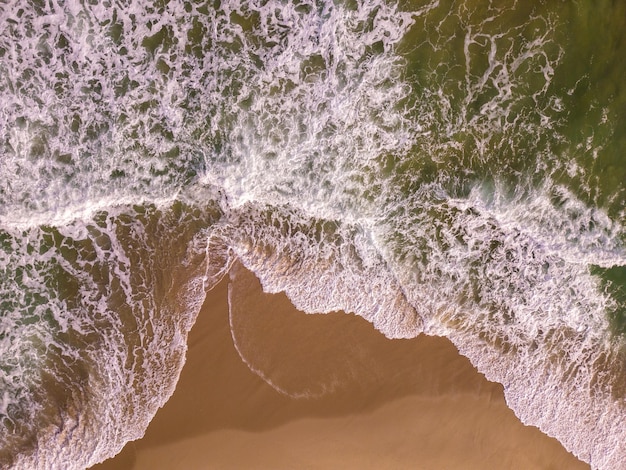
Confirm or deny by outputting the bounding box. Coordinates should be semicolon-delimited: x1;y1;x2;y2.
592;265;626;337
393;0;625;221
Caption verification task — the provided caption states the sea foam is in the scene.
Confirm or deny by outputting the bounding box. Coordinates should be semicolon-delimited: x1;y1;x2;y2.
0;0;624;469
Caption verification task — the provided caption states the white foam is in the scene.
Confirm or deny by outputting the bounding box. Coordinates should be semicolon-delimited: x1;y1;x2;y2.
0;202;219;469
459;182;625;268
208;202;422;339
0;0;624;468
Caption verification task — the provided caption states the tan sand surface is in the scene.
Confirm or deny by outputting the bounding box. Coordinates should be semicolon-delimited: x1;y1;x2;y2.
92;264;589;469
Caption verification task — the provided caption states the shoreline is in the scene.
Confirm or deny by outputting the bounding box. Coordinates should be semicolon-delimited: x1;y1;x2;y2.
92;265;589;469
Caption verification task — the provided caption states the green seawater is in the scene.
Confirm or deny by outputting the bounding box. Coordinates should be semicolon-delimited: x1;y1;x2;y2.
0;1;624;468
393;0;626;331
395;0;626;206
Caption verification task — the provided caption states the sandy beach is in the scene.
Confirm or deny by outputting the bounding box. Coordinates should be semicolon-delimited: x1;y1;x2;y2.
92;264;589;469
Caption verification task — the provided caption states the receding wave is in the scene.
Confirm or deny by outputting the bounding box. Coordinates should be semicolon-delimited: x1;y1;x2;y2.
0;0;624;468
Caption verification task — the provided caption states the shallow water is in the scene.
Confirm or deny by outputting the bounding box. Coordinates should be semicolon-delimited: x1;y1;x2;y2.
0;0;624;468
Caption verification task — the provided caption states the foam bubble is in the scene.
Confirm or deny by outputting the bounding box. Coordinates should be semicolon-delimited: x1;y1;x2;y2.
0;202;221;469
208;203;422;339
0;0;624;468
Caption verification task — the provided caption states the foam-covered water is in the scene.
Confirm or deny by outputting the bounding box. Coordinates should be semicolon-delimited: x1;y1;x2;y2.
0;0;624;468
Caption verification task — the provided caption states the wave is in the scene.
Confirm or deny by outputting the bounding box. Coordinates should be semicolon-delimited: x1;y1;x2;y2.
0;0;624;468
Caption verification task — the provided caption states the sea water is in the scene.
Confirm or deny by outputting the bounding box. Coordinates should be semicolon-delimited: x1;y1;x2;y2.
0;0;624;468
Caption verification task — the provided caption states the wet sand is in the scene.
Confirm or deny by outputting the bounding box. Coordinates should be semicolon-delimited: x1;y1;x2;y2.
92;264;589;469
